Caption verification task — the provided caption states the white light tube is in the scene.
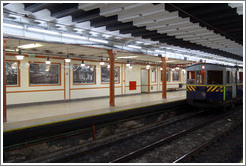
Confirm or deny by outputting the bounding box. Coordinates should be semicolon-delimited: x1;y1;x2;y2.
28;27;60;35
128;45;142;49
89;37;108;44
3;23;23;29
62;33;87;40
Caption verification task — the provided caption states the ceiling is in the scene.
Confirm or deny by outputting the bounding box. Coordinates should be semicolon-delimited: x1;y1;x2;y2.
6;38;192;66
3;3;243;62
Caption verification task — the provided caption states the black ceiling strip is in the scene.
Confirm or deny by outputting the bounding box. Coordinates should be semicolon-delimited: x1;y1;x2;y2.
120;26;147;34
72;8;101;23
49;3;79;18
90;15;118;28
167;3;242;45
24;3;57;12
106;22;134;31
20;3;242;61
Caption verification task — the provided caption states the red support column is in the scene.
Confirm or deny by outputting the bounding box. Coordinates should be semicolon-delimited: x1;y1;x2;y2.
108;49;116;106
162;57;167;99
3;38;8;123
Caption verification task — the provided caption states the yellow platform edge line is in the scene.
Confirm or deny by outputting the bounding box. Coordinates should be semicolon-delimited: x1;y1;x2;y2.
3;99;186;133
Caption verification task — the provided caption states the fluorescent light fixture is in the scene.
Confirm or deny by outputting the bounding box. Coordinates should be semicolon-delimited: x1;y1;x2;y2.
107;64;110;68
3;23;23;29
146;64;150;69
126;63;131;67
28;27;60;35
62;33;87;40
45;57;51;65
18;43;42;49
65;55;71;63
65;58;71;63
81;61;85;67
16;55;24;60
155;50;166;53
160;67;163;70
15;49;24;60
117;56;138;59
128;45;142;49
129;65;132;69
89;37;108;44
100;59;105;65
176;67;180;70
5;49;16;52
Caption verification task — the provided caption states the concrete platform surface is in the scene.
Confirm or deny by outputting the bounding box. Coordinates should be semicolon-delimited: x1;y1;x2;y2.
4;90;186;132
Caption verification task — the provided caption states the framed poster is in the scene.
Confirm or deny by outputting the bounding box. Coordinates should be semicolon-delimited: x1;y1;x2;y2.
101;66;120;83
73;65;96;84
30;62;60;85
172;70;180;81
6;61;19;86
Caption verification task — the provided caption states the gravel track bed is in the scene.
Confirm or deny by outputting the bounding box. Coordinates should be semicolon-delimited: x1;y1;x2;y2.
129;108;242;163
63;112;216;163
187;124;243;163
4;106;190;163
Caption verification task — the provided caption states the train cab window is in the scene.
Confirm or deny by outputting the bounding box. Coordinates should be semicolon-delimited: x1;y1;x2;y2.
187;71;195;84
207;71;223;84
196;70;206;84
239;72;243;83
226;71;230;84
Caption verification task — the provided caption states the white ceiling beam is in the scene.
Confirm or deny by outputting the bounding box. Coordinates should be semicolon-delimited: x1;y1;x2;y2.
78;3;106;11
132;11;178;26
118;4;165;22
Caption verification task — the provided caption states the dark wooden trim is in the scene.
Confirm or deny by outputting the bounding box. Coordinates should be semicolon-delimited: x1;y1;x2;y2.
3;38;8;123
108;49;116;106
162;57;167;99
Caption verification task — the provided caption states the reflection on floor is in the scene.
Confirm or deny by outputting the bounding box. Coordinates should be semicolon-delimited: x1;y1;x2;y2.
4;90;186;131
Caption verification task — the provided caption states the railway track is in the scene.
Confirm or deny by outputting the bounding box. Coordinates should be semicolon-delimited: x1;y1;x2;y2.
4;104;194;162
5;105;242;163
34;110;223;163
52;107;241;163
173;121;242;163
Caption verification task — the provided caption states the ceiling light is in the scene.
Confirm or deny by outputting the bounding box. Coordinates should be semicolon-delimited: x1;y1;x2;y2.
155;50;166;53
15;49;24;60
100;59;105;65
126;60;131;67
146;64;150;69
107;64;110;68
128;45;142;49
62;33;87;40
3;23;23;29
129;64;132;69
45;57;51;65
89;37;108;44
28;27;60;35
117;56;138;59
81;61;85;67
64;55;71;63
18;43;42;49
160;67;163;70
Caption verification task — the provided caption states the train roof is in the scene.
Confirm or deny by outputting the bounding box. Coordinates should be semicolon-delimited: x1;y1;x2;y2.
186;63;243;70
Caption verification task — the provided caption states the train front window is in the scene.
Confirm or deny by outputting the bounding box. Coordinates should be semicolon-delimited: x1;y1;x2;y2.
187;71;195;84
239;72;243;83
196;70;206;84
207;71;223;84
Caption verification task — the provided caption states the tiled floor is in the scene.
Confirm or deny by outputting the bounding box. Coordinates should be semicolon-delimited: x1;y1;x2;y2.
4;90;186;131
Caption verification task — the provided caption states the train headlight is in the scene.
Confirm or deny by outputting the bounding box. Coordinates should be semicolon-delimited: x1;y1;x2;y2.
202;66;205;69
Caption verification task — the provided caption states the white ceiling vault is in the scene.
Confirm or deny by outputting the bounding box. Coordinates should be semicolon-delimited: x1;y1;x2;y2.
2;2;243;66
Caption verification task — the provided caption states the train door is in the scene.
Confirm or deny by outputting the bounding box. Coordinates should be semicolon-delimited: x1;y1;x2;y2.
141;69;149;93
232;70;237;98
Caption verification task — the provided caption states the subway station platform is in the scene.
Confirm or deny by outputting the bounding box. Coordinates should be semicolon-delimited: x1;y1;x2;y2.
4;90;186;132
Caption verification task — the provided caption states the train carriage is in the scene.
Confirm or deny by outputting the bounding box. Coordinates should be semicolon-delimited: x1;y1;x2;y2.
186;63;243;108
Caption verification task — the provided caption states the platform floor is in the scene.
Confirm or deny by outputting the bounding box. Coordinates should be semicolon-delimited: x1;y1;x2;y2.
3;90;186;132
